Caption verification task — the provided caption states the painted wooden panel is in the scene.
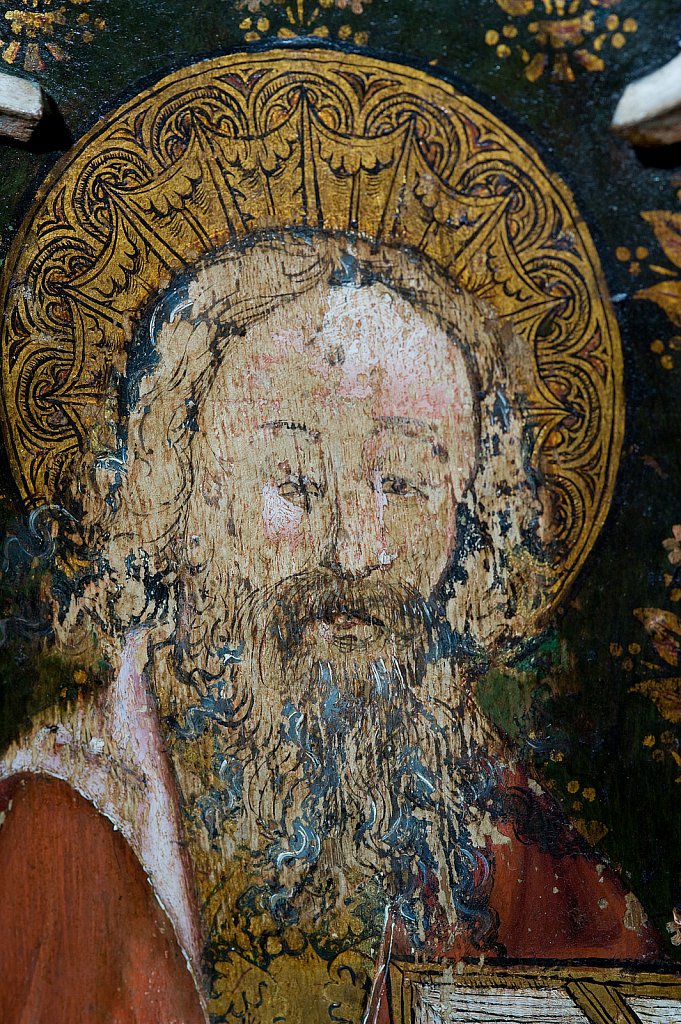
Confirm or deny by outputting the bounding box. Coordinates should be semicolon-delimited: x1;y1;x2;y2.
0;3;678;1022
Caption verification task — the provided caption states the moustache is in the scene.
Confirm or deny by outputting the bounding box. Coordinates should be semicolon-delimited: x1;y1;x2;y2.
246;570;435;658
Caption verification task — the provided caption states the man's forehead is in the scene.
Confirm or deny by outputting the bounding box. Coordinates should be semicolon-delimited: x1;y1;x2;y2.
214;279;473;427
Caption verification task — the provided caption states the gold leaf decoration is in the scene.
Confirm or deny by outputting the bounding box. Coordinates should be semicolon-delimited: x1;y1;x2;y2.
635;210;681;327
0;49;624;628
663;525;681;566
496;0;534;14
642;210;681;271
484;0;637;83
571;818;609;846
0;0;106;70
635;281;681;327
235;0;371;45
630;678;681;725
634;608;681;667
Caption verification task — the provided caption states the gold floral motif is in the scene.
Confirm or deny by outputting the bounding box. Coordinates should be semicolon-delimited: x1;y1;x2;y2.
0;0;105;71
486;0;637;83
623;529;681;778
561;776;607;846
634;210;681;327
618;200;681;369
235;0;369;46
664;526;681;568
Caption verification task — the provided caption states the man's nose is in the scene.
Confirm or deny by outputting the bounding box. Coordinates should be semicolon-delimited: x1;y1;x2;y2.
322;476;393;580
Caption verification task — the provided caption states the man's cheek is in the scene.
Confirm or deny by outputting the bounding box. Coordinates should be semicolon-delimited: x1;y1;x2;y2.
388;493;456;579
261;482;304;545
383;509;430;577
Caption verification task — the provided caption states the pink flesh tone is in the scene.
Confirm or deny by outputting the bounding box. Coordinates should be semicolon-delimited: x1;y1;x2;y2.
262;481;304;543
317;286;473;428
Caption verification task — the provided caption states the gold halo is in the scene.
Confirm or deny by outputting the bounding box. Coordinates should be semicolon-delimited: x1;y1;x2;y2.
0;47;623;621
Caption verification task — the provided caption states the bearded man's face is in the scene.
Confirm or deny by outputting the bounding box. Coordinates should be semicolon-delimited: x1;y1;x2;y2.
132;250;501;950
187;277;477;709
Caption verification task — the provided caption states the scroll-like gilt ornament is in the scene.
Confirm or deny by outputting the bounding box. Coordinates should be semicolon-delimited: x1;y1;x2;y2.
0;48;622;620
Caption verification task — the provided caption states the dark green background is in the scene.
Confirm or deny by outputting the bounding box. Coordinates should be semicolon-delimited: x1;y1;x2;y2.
1;0;680;954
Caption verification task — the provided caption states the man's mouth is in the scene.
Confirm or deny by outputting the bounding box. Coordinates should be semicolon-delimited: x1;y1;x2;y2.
314;609;384;652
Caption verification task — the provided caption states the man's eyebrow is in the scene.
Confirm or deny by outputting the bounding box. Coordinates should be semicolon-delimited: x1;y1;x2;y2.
373;415;437;435
374;416;449;460
261;420;321;441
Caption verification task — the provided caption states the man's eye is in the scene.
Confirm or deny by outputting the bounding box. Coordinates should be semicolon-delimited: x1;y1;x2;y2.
278;475;322;505
382;475;423;498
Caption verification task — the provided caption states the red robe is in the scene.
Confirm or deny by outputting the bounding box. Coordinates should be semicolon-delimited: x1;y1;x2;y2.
0;771;662;1024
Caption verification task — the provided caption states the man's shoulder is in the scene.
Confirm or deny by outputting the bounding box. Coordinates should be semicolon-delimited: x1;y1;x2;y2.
0;772;206;1024
0;770;138;878
487;772;662;962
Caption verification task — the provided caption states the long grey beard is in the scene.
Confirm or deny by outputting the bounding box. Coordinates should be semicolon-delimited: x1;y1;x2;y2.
163;573;499;946
247;659;497;939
